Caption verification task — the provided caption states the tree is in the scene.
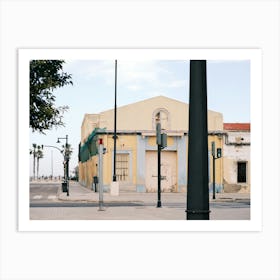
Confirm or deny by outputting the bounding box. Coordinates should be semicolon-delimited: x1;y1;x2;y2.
30;144;44;180
72;166;79;181
60;143;73;181
62;143;73;160
36;147;44;179
30;60;73;134
30;143;37;180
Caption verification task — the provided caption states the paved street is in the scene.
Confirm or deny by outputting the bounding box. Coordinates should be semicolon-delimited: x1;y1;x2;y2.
30;183;60;203
30;181;250;220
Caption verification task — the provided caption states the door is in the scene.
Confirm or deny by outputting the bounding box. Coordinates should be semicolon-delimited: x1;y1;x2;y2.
145;151;177;192
237;162;247;183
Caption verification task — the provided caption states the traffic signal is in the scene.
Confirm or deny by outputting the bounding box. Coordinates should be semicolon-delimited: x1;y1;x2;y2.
217;148;222;158
156;123;162;145
161;133;167;149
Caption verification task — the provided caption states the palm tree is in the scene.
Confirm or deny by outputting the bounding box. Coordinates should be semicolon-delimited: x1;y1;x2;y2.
36;146;44;179
30;143;36;180
62;143;73;158
30;144;44;180
61;144;73;180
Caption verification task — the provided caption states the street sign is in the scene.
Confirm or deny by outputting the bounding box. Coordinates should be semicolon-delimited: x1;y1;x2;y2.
211;141;215;157
156;123;161;145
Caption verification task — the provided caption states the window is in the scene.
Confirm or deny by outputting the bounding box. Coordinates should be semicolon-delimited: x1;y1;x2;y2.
116;153;129;182
153;108;169;130
237;162;247;183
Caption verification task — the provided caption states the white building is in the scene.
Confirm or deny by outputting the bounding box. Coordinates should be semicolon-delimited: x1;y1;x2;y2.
222;123;251;193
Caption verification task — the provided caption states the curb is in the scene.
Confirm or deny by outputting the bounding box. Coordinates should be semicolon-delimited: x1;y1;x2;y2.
57;195;144;204
57;195;249;204
210;198;250;203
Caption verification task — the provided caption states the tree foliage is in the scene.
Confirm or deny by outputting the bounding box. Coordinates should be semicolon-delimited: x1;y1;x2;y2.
30;60;73;133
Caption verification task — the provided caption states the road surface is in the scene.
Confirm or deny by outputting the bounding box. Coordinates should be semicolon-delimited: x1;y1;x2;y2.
30;183;250;220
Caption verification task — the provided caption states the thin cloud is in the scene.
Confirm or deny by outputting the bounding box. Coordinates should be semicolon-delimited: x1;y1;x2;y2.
126;84;142;91
65;60;187;95
166;80;187;88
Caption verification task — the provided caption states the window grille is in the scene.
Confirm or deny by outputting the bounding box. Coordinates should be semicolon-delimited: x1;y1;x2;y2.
116;154;129;182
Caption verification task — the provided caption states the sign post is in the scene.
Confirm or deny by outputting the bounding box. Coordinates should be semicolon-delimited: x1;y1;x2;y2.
211;141;222;199
156;123;167;208
98;138;105;211
212;141;216;199
156;123;162;208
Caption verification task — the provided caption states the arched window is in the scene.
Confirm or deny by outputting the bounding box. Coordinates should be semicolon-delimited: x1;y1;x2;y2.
152;108;170;130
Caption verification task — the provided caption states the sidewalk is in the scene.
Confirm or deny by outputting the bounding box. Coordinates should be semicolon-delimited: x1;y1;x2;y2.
57;181;250;204
30;181;250;220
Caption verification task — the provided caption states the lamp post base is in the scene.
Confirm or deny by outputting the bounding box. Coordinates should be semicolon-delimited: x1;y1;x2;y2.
185;209;211;220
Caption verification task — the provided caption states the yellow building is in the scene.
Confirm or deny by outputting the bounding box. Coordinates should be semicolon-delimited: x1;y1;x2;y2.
79;96;224;193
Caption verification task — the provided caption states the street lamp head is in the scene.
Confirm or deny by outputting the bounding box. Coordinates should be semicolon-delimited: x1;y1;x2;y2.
57;139;60;143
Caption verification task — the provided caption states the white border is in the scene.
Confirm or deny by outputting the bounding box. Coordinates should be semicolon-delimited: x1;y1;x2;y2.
19;48;262;232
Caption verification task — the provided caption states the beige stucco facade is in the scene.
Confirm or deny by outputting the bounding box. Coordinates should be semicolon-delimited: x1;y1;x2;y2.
81;96;223;139
79;96;225;193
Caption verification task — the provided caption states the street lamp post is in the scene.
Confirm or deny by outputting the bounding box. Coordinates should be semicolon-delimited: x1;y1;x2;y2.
57;135;69;196
51;150;53;179
113;59;117;182
43;145;64;180
186;60;210;220
110;60;120;196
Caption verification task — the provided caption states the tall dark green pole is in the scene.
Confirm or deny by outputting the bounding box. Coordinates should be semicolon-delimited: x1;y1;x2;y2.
113;60;117;182
186;60;210;220
66;135;69;196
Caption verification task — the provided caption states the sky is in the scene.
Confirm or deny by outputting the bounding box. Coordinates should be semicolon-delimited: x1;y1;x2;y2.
29;60;250;178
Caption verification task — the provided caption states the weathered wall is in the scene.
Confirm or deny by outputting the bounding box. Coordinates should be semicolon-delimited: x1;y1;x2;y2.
223;131;250;193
